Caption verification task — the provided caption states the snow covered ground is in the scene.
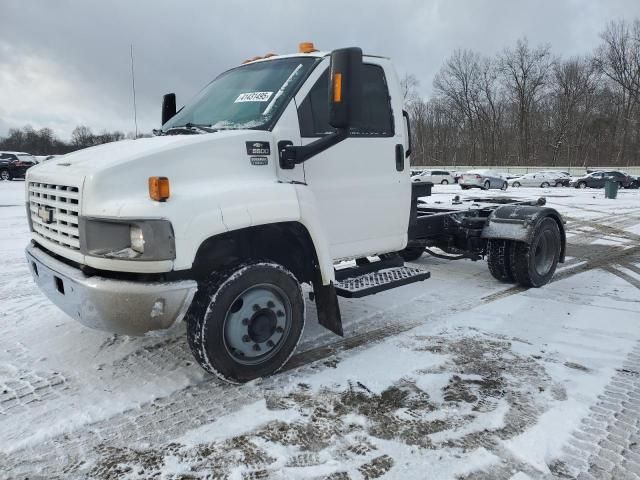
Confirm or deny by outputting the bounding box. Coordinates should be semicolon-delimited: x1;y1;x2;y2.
1;180;639;479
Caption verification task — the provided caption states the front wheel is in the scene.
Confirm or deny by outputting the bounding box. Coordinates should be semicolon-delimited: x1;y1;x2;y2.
483;180;490;190
501;182;508;191
186;261;305;383
0;169;10;181
555;182;563;187
441;179;449;185
512;182;521;188
578;182;587;189
540;182;550;188
509;217;561;288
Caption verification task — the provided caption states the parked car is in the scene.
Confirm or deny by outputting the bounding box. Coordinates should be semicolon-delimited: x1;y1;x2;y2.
411;169;455;185
460;170;508;190
539;171;572;187
509;172;563;188
570;170;632;189
624;175;639;189
0;152;37;181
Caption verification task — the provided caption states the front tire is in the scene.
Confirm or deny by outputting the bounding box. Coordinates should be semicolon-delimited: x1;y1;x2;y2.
186;261;305;383
441;179;449;185
483;180;490;190
501;182;508;191
578;181;587;189
509;217;561;288
540;182;550;188
512;181;521;187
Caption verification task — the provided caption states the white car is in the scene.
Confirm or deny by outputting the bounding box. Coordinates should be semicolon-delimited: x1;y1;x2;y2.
460;170;508;190
509;172;559;188
411;169;455;185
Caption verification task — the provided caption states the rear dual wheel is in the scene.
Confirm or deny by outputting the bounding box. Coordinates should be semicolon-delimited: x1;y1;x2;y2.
186;261;305;383
487;217;561;287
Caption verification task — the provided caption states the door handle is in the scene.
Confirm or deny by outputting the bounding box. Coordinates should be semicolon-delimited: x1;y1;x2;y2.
395;144;404;172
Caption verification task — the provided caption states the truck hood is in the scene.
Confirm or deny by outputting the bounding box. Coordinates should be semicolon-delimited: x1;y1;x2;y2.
30;130;269;176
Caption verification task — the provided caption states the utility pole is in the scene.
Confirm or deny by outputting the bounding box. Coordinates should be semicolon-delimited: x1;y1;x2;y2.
130;44;138;139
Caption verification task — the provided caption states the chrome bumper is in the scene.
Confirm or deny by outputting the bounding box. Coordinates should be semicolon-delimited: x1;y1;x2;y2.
26;243;197;336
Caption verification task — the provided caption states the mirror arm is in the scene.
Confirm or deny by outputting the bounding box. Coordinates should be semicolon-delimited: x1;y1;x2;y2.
279;128;348;169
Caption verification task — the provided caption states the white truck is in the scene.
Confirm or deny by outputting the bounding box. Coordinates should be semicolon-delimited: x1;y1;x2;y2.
25;44;566;383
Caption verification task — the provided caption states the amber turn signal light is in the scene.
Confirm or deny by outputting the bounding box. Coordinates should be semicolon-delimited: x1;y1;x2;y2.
299;42;317;53
332;73;343;103
149;176;170;202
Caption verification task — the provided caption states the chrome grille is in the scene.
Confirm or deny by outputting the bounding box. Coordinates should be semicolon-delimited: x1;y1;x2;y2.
28;182;80;250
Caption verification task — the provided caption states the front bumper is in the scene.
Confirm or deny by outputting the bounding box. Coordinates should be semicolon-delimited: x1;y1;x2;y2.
26;243;197;335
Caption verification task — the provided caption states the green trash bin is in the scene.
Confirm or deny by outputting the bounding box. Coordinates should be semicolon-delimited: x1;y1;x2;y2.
605;178;619;199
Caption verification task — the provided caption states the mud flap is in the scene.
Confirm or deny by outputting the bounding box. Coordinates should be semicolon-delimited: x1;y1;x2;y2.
313;280;343;336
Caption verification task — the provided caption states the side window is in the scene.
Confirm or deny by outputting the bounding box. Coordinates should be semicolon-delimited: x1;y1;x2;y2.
299;63;394;137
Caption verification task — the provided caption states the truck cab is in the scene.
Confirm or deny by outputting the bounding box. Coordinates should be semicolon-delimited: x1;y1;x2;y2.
25;44;565;383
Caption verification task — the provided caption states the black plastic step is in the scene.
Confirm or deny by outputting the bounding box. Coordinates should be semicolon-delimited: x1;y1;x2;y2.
334;266;431;298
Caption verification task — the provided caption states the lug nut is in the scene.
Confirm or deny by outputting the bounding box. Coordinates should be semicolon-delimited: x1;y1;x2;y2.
242;335;250;342
253;304;261;311
242;318;249;326
276;310;284;317
266;340;275;347
275;326;284;334
253;344;261;351
267;301;275;308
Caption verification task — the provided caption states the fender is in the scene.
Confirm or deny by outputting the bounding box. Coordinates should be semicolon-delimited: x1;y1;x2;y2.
481;205;566;262
178;181;336;285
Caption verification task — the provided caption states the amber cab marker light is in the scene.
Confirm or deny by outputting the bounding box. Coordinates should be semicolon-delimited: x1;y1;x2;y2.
299;42;318;54
333;73;343;103
149;176;170;202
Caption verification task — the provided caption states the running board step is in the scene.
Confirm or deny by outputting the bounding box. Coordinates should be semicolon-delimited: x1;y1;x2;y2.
334;266;431;298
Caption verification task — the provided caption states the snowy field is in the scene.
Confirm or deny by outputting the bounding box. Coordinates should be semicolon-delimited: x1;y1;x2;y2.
1;180;640;479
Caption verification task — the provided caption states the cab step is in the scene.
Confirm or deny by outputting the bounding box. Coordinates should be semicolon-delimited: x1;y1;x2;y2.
334;266;431;298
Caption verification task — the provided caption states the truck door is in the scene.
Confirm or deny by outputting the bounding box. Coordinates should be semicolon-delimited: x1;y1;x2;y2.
294;59;409;260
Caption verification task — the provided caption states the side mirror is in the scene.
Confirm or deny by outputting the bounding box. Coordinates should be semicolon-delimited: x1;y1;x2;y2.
161;93;177;125
328;47;363;130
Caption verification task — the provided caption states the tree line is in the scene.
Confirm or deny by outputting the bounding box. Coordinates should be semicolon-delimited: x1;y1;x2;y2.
0;125;143;156
404;18;640;168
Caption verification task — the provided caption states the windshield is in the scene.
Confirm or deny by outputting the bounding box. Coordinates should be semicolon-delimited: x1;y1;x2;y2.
163;57;317;132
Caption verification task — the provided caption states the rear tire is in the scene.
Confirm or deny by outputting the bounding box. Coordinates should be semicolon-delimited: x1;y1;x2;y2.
555;182;563;187
540;182;550;188
509;217;561;288
441;179;449;185
578;181;587;189
399;246;424;262
512;182;521;187
487;239;515;283
483;180;490;190
501;182;508;190
186;260;305;383
0;169;10;181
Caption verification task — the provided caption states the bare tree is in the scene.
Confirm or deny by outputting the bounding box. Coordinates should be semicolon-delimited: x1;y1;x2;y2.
499;38;552;163
594;20;640;163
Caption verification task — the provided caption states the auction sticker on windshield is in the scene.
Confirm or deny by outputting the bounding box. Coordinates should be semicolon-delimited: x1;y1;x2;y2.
234;92;273;102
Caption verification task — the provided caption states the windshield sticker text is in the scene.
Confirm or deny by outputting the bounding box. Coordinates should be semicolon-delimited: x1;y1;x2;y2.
234;91;273;103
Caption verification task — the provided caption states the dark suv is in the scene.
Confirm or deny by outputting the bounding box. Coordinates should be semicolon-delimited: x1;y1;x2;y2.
0;152;37;181
570;170;632;189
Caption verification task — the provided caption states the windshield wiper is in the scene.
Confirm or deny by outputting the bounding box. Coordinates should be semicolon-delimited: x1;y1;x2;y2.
160;123;218;135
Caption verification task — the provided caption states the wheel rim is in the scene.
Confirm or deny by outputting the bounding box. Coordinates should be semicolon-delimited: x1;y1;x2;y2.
533;230;556;276
0;171;8;180
442;180;448;184
502;182;507;190
579;182;586;188
541;182;549;188
514;182;520;187
484;181;490;189
223;283;291;366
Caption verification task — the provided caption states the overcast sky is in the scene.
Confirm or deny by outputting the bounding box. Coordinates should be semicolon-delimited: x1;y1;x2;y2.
1;0;639;140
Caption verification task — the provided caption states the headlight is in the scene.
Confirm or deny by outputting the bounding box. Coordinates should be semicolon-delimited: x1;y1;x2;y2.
130;225;145;253
80;218;175;261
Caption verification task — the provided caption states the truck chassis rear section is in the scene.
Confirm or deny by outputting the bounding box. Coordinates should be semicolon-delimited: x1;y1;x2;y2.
404;183;566;287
